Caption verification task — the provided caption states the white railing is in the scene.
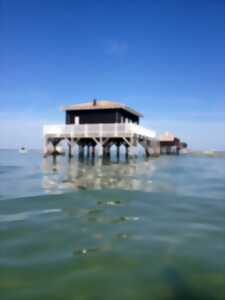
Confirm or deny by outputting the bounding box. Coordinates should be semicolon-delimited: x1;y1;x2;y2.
43;123;156;139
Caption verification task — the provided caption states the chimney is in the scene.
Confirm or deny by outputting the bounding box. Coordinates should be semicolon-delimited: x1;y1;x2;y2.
93;98;97;106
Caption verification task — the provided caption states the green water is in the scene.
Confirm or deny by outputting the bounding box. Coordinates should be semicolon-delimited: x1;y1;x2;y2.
0;150;225;300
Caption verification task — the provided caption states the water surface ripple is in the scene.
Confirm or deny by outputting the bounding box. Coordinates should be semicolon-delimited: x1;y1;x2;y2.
0;150;225;300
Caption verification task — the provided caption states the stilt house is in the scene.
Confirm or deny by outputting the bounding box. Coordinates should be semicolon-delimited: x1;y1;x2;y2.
43;99;159;157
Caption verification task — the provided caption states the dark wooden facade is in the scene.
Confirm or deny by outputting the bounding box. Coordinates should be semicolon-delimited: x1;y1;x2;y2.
65;108;139;125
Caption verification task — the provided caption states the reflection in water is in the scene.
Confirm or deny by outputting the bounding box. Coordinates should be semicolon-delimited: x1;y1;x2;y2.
42;156;157;194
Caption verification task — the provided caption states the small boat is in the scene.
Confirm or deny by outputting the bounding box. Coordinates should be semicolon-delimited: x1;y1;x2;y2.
19;147;28;154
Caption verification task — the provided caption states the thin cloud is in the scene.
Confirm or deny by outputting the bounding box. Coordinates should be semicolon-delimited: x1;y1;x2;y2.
104;40;128;55
188;111;225;118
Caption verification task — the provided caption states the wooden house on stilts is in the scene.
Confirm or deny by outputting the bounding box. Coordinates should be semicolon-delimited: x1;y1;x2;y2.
43;99;160;158
159;132;187;155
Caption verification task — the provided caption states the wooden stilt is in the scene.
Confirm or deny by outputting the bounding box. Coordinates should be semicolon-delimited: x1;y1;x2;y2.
103;145;107;157
116;144;120;159
106;144;111;157
98;138;103;157
125;145;129;158
68;143;72;158
99;145;103;157
79;145;84;157
145;140;152;157
87;145;91;158
91;145;95;157
52;154;57;166
52;140;57;156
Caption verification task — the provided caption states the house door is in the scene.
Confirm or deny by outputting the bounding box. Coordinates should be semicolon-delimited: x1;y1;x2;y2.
75;116;80;125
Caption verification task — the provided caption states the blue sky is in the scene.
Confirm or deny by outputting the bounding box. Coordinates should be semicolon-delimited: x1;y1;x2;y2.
0;0;225;150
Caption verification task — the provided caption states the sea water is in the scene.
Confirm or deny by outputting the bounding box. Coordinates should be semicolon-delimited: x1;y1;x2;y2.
0;150;225;300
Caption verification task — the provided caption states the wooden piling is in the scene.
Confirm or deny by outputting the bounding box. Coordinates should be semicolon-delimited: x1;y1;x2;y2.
87;145;91;157
125;145;129;158
116;144;120;159
78;145;84;157
91;145;96;157
68;143;72;158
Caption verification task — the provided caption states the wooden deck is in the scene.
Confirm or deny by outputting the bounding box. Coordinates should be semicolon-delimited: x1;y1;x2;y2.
43;123;159;157
43;123;156;139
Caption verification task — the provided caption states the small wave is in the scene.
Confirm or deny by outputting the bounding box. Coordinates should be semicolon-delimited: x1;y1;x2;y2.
0;208;62;223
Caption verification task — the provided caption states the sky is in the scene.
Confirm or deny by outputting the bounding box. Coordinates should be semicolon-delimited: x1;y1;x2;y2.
0;0;225;150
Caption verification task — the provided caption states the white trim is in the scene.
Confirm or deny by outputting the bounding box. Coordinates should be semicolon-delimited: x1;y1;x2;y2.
43;123;156;139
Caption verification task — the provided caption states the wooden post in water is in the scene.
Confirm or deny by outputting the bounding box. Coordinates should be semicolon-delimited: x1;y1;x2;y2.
145;140;150;157
103;144;107;157
91;145;96;158
51;139;59;156
125;144;129;159
98;138;103;157
116;143;120;159
87;145;91;158
78;145;84;158
68;143;72;158
106;144;111;158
